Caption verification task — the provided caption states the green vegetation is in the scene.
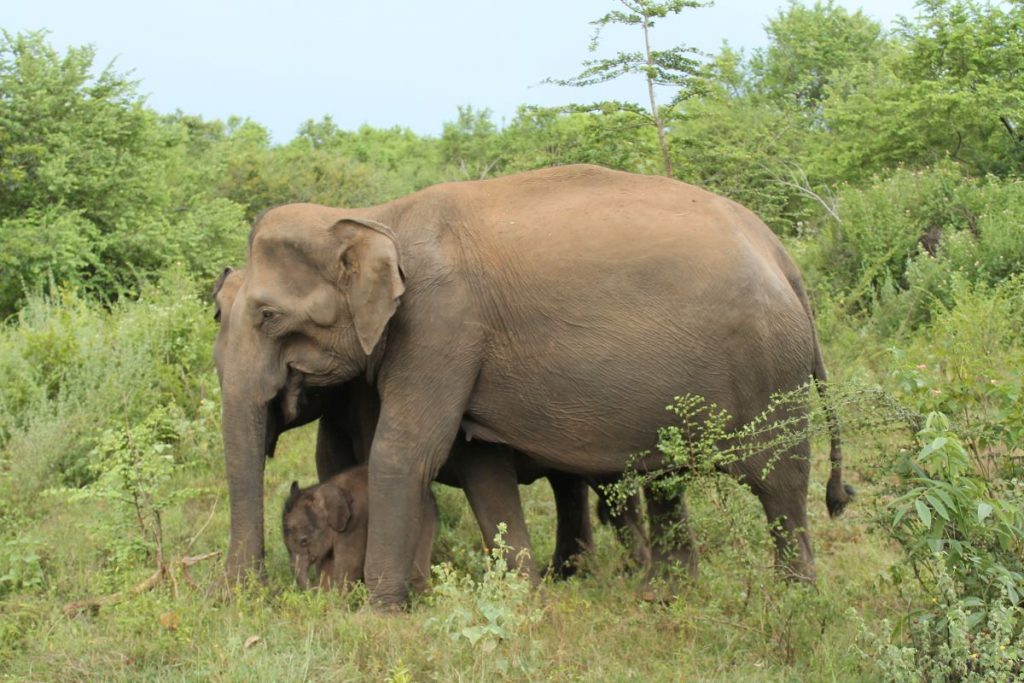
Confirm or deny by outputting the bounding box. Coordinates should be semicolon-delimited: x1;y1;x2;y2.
2;1;1023;679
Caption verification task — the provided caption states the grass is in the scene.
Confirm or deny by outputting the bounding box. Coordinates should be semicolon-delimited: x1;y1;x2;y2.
0;412;905;682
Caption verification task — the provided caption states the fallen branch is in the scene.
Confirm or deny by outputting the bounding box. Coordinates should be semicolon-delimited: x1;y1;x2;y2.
62;551;221;617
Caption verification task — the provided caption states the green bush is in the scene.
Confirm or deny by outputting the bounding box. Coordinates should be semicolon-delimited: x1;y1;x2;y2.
891;277;1024;475
0;271;219;512
872;412;1024;679
812;163;965;309
866;568;1024;682
801;163;1024;331
0;538;44;598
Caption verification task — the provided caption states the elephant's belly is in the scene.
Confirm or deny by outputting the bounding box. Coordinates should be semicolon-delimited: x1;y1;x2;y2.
465;363;705;476
459;412;640;475
465;313;814;476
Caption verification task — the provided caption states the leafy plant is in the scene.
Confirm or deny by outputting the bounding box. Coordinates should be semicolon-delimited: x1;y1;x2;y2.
887;413;1024;610
874;412;1024;678
891;278;1024;476
865;569;1024;682
424;525;544;676
0;538;44;597
57;404;206;580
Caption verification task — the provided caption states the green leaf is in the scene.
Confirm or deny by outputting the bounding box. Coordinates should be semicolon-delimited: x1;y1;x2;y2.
915;499;932;529
924;493;949;521
977;502;994;523
917;436;947;460
892;505;909;527
930;486;956;513
966;611;986;630
460;626;484;645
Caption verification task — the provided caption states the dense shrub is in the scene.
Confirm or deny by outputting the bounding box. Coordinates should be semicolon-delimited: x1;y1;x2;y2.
870;413;1024;681
799;163;1024;328
0;271;219;507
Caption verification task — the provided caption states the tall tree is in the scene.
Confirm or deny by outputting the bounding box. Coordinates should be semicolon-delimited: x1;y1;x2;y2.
819;0;1024;180
546;0;708;177
750;0;886;113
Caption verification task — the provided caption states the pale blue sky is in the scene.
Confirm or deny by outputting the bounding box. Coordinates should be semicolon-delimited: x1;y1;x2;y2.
5;1;922;143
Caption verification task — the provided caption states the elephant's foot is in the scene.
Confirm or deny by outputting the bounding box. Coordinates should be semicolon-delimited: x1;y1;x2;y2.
637;538;699;603
542;550;591;581
763;505;817;584
773;532;817;584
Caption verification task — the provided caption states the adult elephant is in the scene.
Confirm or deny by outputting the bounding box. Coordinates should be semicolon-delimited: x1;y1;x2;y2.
217;164;853;607
213;267;649;581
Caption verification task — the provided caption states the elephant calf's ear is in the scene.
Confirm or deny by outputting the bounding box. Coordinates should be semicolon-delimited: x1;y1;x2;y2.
318;484;354;533
334;220;405;356
284;481;301;511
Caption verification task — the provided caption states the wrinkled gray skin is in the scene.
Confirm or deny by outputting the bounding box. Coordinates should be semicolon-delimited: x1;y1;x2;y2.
216;164;853;607
213;269;649;581
282;465;436;592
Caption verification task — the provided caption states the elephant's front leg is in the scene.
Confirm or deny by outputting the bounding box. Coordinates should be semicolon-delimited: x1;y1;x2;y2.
452;441;539;581
364;364;480;607
365;433;461;606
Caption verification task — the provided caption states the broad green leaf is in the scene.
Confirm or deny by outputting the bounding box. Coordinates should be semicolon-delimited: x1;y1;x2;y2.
977;502;994;523
918;436;947;460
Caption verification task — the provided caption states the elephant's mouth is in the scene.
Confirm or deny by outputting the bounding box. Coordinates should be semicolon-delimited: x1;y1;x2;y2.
263;367;333;458
263;396;283;459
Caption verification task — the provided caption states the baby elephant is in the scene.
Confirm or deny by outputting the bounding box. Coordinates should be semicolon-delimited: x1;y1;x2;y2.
282;464;437;592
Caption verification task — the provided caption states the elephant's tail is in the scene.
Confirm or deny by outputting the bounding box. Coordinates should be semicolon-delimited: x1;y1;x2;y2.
812;336;855;517
787;270;855;518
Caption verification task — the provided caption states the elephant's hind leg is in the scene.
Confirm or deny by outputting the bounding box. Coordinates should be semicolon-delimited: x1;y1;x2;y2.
749;441;816;582
596;487;651;574
757;483;815;582
546;472;594;579
644;483;699;582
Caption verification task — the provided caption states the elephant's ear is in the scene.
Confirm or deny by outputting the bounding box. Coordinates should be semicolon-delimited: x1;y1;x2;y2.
211;267;233;322
332;218;405;356
317;482;354;533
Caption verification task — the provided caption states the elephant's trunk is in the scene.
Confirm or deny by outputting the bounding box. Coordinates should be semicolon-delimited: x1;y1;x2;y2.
221;386;271;582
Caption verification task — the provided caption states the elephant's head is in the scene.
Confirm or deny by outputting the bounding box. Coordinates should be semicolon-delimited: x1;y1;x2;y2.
213;205;405;581
282;479;356;589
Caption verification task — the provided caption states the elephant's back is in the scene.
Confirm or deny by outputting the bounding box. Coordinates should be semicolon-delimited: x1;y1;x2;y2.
452;165;802;338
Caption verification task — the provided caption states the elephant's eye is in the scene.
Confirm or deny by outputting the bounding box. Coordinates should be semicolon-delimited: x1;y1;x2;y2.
259;309;282;329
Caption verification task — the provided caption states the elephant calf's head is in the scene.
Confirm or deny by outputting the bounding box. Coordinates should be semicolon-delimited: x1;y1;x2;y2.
282;471;366;590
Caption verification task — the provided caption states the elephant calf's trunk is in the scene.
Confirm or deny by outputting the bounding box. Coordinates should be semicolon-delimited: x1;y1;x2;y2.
292;554;311;589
